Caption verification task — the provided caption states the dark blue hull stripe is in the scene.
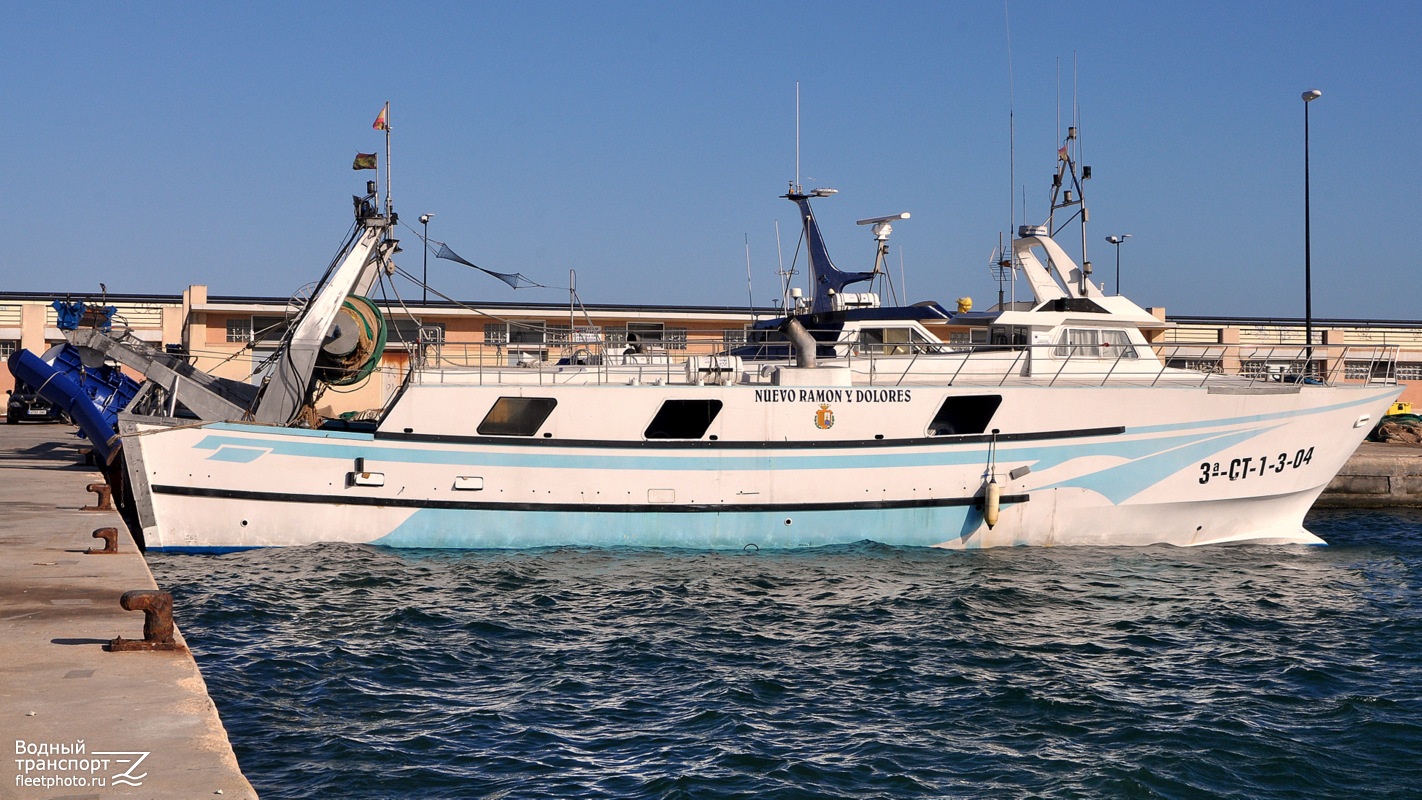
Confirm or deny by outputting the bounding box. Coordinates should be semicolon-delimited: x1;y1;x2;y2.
151;484;1030;514
371;426;1126;449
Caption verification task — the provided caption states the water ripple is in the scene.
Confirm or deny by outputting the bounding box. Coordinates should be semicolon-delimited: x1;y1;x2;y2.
147;508;1422;799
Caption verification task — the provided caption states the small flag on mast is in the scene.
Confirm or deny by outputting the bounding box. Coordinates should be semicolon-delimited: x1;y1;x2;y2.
353;153;377;170
1057;145;1069;161
373;103;389;131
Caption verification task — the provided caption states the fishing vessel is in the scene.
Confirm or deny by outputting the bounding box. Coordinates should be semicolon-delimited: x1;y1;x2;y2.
46;128;1402;551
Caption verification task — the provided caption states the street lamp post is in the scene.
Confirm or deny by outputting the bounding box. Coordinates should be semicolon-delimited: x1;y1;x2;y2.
1105;234;1131;296
1302;89;1321;373
419;213;434;305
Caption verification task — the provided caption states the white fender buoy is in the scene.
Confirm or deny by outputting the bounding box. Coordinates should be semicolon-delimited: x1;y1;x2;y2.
984;479;1001;529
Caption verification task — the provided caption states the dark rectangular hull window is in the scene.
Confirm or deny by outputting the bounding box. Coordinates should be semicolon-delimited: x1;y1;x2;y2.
645;399;724;439
928;395;1002;436
477;397;558;436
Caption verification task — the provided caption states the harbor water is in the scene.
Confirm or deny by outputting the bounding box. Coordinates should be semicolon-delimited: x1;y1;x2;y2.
148;509;1422;799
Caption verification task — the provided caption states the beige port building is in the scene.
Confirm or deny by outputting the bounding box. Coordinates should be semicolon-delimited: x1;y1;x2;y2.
4;287;1420;419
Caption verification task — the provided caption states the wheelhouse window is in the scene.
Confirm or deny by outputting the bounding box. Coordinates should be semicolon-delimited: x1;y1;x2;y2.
859;327;940;355
928;395;1002;436
949;328;990;345
1054;328;1138;359
477;397;558;436
645;399;723;439
989;326;1029;350
1102;330;1138;358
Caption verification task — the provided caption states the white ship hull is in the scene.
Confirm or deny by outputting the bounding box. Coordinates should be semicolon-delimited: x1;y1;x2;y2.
79;133;1403;553
122;381;1398;551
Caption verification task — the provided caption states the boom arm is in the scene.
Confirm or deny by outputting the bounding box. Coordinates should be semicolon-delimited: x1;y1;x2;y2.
252;218;391;423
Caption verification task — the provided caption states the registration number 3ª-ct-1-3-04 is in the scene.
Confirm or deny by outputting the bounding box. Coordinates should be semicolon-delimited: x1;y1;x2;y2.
1199;447;1315;484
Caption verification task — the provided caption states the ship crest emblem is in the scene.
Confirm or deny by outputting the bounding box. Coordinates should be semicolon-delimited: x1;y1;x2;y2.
814;403;835;430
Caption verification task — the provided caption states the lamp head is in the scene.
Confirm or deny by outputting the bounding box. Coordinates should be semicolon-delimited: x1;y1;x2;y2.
419;213;432;225
1302;89;1322;102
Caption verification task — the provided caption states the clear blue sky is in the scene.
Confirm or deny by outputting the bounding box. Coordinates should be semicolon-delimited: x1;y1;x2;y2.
3;2;1419;320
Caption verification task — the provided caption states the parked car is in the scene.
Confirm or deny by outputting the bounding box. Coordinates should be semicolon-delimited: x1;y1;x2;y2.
5;382;66;424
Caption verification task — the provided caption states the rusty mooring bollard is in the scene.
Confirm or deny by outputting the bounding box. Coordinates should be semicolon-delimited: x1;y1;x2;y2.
108;590;185;652
86;527;119;555
82;482;113;512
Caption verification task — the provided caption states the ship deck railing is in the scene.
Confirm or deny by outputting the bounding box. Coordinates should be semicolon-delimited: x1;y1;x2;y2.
403;330;1401;390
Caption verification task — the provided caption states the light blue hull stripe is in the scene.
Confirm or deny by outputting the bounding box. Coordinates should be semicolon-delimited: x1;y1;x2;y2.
369;504;995;550
1039;425;1280;503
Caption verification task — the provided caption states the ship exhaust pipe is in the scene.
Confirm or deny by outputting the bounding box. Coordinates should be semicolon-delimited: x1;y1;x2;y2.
781;317;818;368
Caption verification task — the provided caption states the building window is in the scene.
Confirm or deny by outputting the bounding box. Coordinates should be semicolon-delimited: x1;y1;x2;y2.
388;319;443;346
252;316;289;343
1345;361;1401;381
1166;358;1224;374
226;318;252;343
626;321;663;344
482;322;551;364
482;321;549;345
1242;360;1307;379
1396;363;1422;381
228;315;289;343
545;325;568;346
508;321;546;347
608;322;687;352
0;340;16;359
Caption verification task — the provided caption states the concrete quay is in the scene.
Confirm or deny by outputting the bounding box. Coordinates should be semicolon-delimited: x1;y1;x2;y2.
1317;440;1422;508
0;424;254;799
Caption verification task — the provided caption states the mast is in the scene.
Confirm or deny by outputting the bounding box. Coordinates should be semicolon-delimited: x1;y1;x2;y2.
795;82;801;194
254;104;398;423
1046;126;1095;295
375;102;392;216
784;188;875;315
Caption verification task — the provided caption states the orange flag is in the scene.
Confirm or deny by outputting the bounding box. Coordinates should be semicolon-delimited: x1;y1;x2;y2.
373;103;389;131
